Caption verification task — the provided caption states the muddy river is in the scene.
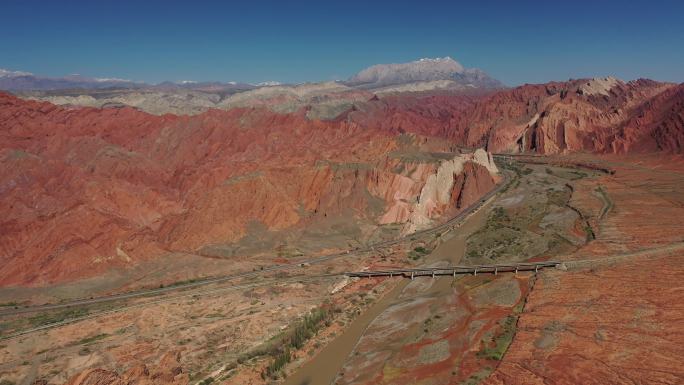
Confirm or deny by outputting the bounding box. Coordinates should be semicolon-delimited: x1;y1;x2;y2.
284;200;492;385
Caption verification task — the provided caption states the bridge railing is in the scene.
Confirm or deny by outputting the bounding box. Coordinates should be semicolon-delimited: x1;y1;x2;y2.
345;261;560;279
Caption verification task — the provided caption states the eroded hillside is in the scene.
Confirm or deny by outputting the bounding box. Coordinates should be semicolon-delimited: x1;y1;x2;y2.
345;78;683;154
0;93;498;288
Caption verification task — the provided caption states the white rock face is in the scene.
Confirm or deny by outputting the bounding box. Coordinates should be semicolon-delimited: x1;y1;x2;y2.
472;148;499;175
384;149;498;234
409;150;497;229
578;77;622;96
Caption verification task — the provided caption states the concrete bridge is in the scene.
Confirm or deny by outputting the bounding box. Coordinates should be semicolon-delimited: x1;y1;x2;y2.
345;261;561;280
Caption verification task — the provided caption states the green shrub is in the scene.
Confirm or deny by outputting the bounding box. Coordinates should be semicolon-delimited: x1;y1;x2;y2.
413;246;428;254
263;347;291;379
29;308;88;328
78;333;108;345
477;315;517;360
261;306;331;378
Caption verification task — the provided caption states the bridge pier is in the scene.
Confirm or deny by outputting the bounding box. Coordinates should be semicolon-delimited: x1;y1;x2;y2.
494;267;498;275
411;272;414;280
474;268;477;276
432;270;436;278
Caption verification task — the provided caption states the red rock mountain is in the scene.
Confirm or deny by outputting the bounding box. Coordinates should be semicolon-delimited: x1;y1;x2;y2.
346;78;684;154
0;93;497;286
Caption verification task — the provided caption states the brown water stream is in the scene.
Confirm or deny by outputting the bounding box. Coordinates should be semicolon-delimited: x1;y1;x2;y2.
283;202;491;385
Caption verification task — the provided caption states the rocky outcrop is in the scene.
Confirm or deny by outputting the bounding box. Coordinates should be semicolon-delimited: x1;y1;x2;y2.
611;82;684;153
375;149;498;233
506;78;675;154
401;149;498;233
64;352;187;385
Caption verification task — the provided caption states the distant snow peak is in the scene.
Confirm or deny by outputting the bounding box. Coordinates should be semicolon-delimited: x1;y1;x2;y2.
0;68;33;78
95;77;132;83
417;56;453;63
256;81;281;87
179;80;198;84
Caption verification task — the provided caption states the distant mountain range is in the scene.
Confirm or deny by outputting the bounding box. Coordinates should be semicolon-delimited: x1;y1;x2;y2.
0;69;145;90
0;69;257;92
0;57;503;92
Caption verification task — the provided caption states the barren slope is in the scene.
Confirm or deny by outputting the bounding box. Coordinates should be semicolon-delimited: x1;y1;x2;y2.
0;93;498;287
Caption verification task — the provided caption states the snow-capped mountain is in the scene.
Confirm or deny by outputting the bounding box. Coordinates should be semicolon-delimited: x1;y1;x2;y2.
0;69;34;78
347;57;503;89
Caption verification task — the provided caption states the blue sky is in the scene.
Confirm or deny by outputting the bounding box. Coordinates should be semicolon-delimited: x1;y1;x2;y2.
1;0;683;85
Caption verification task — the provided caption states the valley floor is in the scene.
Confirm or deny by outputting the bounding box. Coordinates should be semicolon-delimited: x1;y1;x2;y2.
484;154;684;385
2;155;683;385
285;154;684;385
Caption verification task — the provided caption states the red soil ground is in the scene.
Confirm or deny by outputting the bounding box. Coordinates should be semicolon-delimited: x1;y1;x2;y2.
484;155;684;385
